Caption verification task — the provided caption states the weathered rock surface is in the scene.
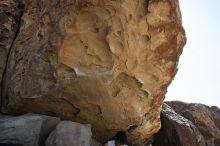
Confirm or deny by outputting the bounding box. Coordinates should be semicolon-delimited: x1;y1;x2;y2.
0;113;60;146
0;0;24;103
0;0;186;144
166;101;220;146
45;121;92;146
211;106;220;130
152;104;206;146
91;139;102;146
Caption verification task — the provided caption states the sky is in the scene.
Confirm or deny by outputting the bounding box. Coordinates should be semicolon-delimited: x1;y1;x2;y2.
166;0;220;107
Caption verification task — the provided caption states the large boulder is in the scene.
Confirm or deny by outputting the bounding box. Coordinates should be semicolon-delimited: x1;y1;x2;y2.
1;0;186;144
166;101;220;146
0;113;60;146
45;121;92;146
0;0;24;103
152;104;206;146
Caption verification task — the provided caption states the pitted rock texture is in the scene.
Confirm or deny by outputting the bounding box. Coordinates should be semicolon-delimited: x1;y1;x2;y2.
1;0;186;145
0;0;24;103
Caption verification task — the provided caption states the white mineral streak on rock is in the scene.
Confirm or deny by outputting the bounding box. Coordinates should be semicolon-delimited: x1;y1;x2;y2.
74;68;87;76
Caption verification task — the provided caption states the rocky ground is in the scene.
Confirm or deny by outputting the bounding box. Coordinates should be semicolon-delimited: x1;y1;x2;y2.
153;101;220;146
0;113;101;146
0;101;219;146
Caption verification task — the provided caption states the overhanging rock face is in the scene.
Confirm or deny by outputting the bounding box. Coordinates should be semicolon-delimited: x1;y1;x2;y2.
1;0;186;145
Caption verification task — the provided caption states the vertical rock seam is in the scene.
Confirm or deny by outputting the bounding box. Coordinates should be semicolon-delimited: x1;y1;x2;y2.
0;0;24;110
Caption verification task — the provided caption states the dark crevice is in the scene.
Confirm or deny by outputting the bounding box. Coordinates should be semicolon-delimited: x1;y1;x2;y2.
96;105;102;115
0;1;25;112
144;0;150;14
61;98;81;117
127;125;138;133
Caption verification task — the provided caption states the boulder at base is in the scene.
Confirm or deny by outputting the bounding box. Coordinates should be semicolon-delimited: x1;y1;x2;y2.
152;104;206;146
0;113;60;146
167;101;220;145
46;121;92;146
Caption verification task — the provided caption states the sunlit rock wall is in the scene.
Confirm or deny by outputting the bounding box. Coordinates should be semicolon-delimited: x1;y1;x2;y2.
0;0;186;145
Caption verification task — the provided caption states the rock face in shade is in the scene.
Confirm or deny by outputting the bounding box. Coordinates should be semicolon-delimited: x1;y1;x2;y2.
152;104;206;146
0;114;60;146
45;121;92;146
91;139;102;146
0;0;24;102
210;106;220;130
0;0;186;144
166;101;220;146
215;139;220;146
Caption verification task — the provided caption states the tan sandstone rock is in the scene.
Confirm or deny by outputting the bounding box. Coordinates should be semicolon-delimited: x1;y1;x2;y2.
1;0;186;145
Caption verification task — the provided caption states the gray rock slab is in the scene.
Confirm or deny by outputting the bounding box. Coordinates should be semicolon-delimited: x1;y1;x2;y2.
0;113;60;146
46;121;92;146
